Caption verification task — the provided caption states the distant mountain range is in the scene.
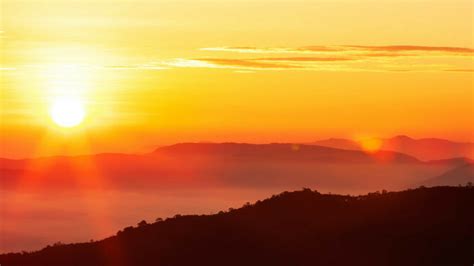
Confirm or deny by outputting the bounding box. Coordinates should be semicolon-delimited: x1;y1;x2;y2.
1;142;472;193
1;186;472;266
310;135;474;161
153;142;419;163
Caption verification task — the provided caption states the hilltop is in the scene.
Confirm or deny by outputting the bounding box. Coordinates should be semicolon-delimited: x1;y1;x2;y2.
1;186;472;266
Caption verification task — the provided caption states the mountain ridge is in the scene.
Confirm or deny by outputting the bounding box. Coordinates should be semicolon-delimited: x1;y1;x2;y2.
310;135;474;161
152;142;420;163
1;142;469;192
1;186;472;266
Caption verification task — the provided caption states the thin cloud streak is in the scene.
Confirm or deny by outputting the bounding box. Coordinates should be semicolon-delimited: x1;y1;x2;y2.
200;47;301;54
444;69;474;72
165;58;463;73
346;45;474;53
162;58;301;70
4;45;471;73
201;45;474;56
254;57;355;62
190;44;474;72
196;58;301;69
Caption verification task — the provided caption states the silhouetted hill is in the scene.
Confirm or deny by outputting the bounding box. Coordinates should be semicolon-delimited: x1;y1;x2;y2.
422;164;474;187
1;186;472;266
311;135;474;161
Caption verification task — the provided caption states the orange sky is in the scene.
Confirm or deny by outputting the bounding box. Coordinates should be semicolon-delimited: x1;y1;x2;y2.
1;0;473;158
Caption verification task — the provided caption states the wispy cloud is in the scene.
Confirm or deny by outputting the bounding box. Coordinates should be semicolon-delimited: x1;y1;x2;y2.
345;45;474;54
444;68;474;72
163;58;300;70
190;44;474;72
176;59;464;72
201;45;473;56
200;47;302;54
4;45;472;73
253;57;355;62
195;58;301;69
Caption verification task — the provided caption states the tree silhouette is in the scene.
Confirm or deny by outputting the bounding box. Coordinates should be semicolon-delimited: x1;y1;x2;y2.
138;220;148;227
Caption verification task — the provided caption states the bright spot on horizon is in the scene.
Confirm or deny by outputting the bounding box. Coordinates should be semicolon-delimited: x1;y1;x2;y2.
50;96;86;128
360;138;383;153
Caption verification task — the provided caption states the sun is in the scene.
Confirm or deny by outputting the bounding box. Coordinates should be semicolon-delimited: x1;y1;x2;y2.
50;96;86;128
359;138;382;153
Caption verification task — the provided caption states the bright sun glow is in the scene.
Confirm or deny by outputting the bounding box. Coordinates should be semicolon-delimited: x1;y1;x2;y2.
359;138;383;153
50;96;86;128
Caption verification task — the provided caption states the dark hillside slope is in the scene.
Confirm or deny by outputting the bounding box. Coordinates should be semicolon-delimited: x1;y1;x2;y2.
1;186;473;266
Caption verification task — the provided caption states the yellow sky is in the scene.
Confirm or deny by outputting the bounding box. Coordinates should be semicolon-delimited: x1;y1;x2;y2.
1;0;473;158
